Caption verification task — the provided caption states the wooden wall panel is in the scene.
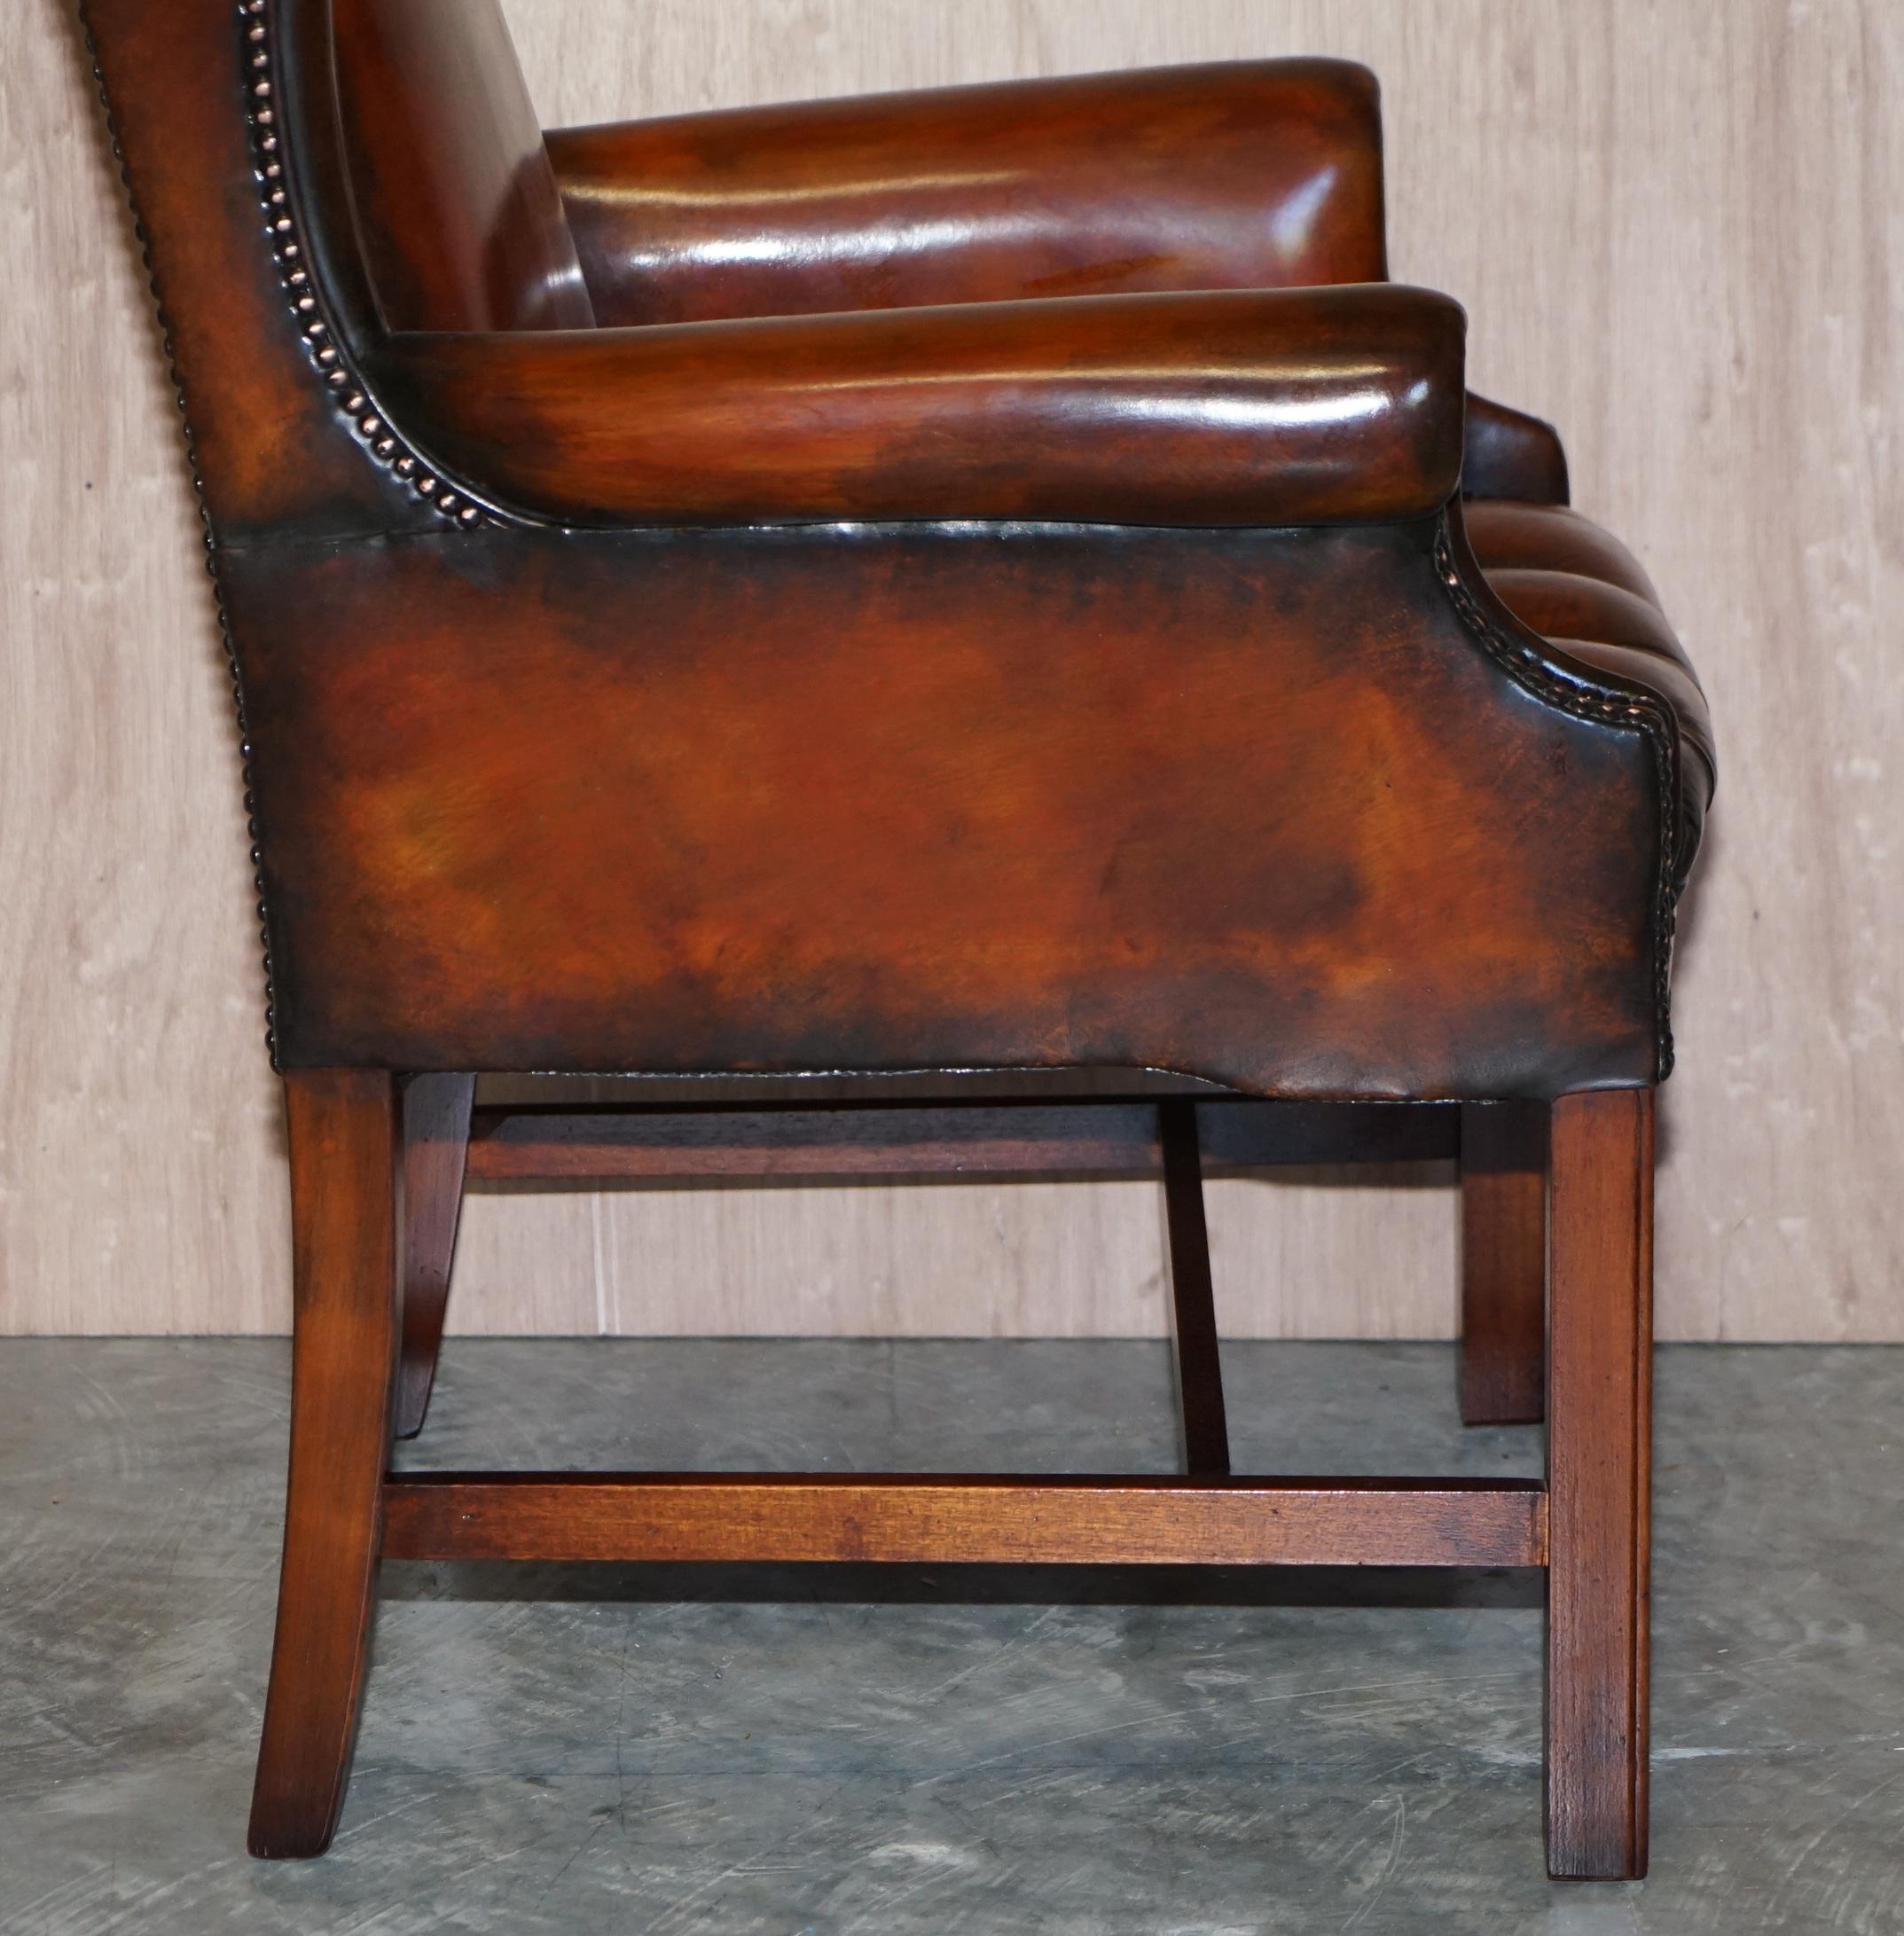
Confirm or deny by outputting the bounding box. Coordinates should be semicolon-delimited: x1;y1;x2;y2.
2;1;1897;1339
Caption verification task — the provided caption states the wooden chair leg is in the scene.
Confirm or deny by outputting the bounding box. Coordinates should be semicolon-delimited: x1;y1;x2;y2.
1459;1101;1547;1425
1545;1086;1653;1880
248;1070;401;1861
395;1072;476;1440
1158;1100;1230;1476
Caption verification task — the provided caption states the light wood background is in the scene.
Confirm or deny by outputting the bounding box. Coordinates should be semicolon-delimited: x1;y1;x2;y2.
3;1;1900;1339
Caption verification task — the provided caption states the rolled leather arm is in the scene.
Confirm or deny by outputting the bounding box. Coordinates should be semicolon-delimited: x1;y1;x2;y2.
543;60;1387;326
369;283;1465;528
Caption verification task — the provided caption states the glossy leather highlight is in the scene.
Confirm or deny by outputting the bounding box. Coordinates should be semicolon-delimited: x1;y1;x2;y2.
372;284;1465;528
545;62;1387;327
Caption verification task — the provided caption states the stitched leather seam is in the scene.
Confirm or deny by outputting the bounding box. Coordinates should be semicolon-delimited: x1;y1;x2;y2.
1435;522;1681;1083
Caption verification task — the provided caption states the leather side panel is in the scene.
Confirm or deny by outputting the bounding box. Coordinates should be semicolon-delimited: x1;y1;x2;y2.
221;520;1665;1096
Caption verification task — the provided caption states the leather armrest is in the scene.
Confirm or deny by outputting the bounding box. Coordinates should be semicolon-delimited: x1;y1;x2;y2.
369;283;1465;528
543;60;1387;326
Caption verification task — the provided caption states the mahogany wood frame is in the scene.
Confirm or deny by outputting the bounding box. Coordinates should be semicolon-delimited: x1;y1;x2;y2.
1460;1101;1549;1425
250;1077;1648;1881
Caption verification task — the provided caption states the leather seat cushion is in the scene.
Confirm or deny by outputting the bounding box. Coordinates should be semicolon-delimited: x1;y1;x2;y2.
1465;498;1664;607
1466;498;1712;882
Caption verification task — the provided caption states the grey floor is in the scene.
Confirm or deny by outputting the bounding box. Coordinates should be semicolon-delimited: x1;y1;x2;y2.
1;1339;1900;1933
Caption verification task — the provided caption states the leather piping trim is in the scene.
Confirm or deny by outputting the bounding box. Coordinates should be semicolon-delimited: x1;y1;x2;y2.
244;0;512;530
1434;519;1681;1082
77;1;285;1068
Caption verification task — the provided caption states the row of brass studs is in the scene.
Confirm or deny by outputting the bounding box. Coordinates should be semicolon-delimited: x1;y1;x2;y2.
240;0;485;528
82;4;288;1060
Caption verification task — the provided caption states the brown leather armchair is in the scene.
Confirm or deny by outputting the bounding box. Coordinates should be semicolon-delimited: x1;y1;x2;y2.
80;0;1712;1880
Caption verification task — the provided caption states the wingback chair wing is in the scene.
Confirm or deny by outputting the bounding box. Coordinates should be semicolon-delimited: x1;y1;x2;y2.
78;0;1712;1883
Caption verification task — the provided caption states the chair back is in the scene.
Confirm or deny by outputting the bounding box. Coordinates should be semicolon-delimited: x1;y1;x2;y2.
79;0;589;544
331;0;594;330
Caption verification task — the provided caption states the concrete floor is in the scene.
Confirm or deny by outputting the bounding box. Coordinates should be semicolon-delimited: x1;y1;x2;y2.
1;1338;1900;1933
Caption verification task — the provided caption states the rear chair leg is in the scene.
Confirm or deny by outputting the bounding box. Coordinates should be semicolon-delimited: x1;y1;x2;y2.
395;1073;476;1439
1158;1101;1230;1476
1545;1086;1653;1880
248;1070;402;1861
1460;1101;1547;1424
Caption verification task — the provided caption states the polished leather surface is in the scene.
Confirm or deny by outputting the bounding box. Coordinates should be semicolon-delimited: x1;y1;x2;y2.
332;0;593;330
372;285;1465;528
545;62;1386;327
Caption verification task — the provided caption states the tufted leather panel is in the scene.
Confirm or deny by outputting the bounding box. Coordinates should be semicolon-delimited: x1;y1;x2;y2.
1466;501;1663;607
1482;571;1696;679
1469;500;1713;878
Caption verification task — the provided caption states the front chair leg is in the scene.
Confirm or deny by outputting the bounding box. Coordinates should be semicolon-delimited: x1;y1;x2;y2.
395;1073;476;1439
1459;1101;1547;1425
1545;1086;1654;1880
248;1070;402;1861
